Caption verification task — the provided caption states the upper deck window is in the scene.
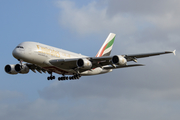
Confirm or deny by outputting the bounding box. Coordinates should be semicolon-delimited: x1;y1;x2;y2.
16;46;24;49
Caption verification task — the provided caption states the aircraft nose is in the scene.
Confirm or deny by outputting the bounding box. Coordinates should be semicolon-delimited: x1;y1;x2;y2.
12;48;19;59
12;47;24;59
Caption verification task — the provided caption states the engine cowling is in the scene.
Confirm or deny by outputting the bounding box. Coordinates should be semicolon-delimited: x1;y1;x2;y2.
77;59;92;69
112;55;127;66
14;64;29;74
4;64;18;74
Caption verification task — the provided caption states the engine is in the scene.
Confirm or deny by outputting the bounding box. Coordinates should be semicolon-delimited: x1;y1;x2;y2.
112;55;127;66
77;59;92;69
4;64;29;74
4;64;18;74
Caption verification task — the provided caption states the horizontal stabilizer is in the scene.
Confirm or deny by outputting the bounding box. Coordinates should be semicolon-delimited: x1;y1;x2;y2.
103;64;144;69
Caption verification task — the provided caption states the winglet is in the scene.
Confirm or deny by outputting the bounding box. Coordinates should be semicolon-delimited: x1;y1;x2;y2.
173;50;176;56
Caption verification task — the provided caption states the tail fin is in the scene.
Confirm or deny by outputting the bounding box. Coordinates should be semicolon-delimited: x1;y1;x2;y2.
96;33;116;57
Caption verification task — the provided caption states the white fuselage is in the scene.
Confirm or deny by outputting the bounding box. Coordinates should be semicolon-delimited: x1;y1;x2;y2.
12;42;112;76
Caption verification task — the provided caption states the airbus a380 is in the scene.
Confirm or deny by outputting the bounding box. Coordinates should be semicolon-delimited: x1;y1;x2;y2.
5;33;176;81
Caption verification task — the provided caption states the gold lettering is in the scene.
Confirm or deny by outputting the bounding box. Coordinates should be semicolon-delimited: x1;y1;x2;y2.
36;45;61;58
37;45;40;50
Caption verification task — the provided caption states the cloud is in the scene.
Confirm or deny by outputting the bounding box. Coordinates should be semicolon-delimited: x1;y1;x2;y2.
107;0;180;15
57;0;137;36
57;0;180;49
56;0;180;70
0;98;63;120
1;91;180;120
107;0;180;31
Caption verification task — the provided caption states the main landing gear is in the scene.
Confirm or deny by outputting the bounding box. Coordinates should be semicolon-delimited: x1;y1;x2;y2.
47;72;55;80
47;76;55;80
58;74;81;81
69;74;81;80
47;71;81;81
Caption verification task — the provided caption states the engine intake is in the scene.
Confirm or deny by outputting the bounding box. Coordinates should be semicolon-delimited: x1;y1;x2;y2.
77;59;92;69
112;55;127;66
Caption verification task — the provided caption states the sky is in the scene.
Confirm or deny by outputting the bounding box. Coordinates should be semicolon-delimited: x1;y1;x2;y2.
0;0;180;120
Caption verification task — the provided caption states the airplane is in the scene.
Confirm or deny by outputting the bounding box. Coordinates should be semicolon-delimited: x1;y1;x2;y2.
5;33;176;81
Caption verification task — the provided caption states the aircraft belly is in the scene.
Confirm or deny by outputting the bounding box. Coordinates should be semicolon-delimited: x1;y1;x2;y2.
80;68;112;76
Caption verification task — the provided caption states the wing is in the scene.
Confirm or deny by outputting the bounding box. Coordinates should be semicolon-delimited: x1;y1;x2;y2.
89;50;175;67
49;57;144;71
124;50;176;62
49;56;113;71
49;58;88;73
49;50;175;72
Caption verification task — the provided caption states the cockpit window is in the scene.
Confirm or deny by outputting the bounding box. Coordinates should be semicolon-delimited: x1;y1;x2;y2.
16;46;24;49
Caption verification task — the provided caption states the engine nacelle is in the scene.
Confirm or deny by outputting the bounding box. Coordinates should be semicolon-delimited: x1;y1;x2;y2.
112;55;127;66
14;64;29;74
4;64;18;74
77;59;92;69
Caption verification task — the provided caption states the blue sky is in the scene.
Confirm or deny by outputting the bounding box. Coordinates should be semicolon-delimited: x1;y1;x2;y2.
0;0;102;101
1;0;180;120
1;0;60;100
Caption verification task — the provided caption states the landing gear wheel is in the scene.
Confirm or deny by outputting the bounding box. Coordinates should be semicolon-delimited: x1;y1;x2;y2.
47;72;55;80
57;74;81;81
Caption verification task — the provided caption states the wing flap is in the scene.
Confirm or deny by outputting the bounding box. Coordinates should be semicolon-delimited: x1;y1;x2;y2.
103;64;144;69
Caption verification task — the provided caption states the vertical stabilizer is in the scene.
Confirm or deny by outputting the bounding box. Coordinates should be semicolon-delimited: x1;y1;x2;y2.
96;33;116;57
